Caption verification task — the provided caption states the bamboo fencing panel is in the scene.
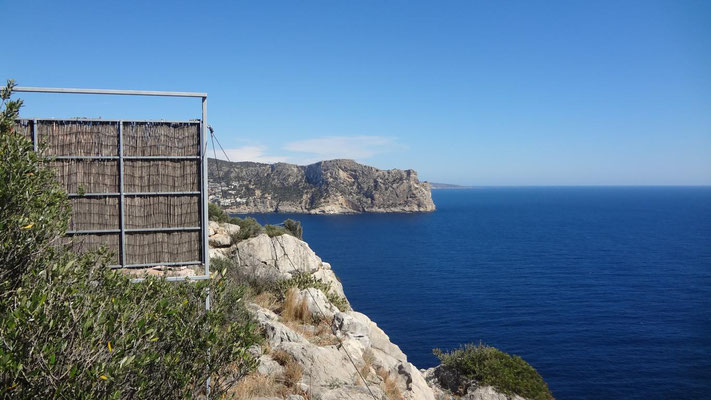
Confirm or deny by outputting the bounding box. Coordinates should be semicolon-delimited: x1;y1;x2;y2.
15;119;203;269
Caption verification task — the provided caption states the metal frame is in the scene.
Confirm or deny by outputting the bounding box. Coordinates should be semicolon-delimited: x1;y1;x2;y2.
14;87;210;282
15;86;206;97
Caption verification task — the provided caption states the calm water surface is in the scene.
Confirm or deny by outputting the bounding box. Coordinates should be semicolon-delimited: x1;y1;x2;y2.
241;187;711;399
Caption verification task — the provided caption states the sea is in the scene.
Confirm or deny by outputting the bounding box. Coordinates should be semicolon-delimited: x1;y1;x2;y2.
239;187;711;399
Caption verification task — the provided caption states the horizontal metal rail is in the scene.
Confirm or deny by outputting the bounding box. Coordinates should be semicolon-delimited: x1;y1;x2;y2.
54;156;119;160
67;226;200;235
14;86;207;98
111;261;203;269
53;155;201;160
125;191;201;196
67;191;200;197
68;229;120;234
125;227;201;233
22;117;200;124
130;275;210;283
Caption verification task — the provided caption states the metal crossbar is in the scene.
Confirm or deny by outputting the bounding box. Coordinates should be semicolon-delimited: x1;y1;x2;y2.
14;86;206;98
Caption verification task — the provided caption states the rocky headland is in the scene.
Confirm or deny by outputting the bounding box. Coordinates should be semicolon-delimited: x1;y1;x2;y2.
208;159;436;214
207;221;540;400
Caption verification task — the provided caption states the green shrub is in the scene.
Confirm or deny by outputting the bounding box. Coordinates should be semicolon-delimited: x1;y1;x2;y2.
0;83;260;399
433;343;554;400
230;216;264;242
1;256;260;399
282;219;303;240
209;204;305;242
265;219;303;239
0;80;69;292
208;202;229;223
209;203;264;242
264;224;288;237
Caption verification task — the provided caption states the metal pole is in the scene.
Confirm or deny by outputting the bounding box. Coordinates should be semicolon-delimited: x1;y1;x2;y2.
201;97;210;283
118;122;126;268
201;96;211;397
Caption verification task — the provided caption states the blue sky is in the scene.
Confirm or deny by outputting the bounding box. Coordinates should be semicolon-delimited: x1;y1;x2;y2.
2;1;709;185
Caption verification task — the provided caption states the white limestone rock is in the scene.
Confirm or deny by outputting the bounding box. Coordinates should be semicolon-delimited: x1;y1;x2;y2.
311;263;346;299
248;303;307;345
222;222;240;235
257;354;285;376
235;234;324;280
320;386;387;400
465;386;527;400
209;233;232;248
332;312;370;347
297;288;337;321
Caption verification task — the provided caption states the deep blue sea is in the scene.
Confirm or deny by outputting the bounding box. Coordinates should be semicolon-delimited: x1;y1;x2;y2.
241;187;711;399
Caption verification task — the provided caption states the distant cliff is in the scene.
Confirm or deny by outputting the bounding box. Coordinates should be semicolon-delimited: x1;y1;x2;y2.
429;182;473;190
208;159;436;214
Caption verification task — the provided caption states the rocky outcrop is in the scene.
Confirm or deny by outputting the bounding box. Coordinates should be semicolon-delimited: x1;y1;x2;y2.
208;158;435;214
210;228;527;400
422;366;528;400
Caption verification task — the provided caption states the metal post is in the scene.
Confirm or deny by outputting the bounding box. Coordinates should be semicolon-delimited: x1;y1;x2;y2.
201;97;210;283
201;96;211;398
32;119;38;152
118;122;126;268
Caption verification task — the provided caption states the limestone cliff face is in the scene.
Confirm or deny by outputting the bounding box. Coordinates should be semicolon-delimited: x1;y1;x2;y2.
208;159;435;214
208;223;530;400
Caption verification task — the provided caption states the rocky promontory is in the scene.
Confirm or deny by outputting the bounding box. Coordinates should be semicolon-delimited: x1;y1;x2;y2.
208;159;435;214
208;221;541;400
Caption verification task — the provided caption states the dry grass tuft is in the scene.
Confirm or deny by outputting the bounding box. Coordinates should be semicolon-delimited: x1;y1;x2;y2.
228;372;284;399
284;318;339;347
359;348;376;381
270;349;293;366
283;358;303;388
281;287;310;323
261;342;272;355
252;291;279;311
268;348;304;390
311;319;340;346
377;367;403;400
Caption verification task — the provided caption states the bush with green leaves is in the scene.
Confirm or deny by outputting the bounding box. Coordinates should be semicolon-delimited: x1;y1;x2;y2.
0;80;69;292
264;224;288;237
432;343;554;400
0;81;260;399
208;202;230;223
1;255;260;399
208;203;306;244
282;219;303;240
231;216;264;242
